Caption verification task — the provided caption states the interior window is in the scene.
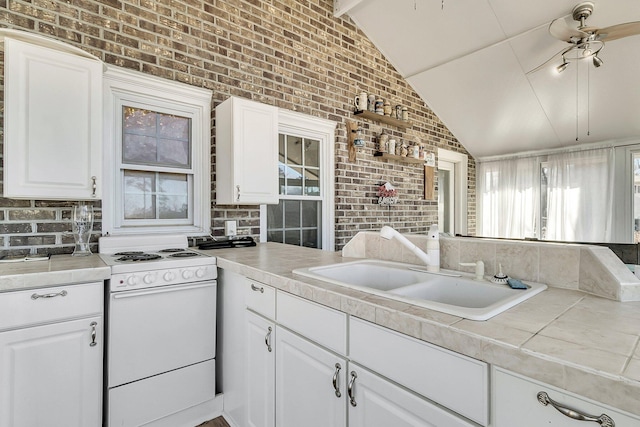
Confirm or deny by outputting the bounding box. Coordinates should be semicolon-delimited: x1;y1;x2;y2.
102;66;212;236
267;134;322;248
260;111;335;250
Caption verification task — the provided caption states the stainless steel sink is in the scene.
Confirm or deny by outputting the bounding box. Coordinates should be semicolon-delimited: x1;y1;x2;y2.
293;259;547;321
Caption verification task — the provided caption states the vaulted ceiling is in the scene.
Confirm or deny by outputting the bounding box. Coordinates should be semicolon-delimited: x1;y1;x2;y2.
334;0;640;158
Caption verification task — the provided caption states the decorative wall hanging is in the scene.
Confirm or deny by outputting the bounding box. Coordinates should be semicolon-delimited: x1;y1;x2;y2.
377;181;398;205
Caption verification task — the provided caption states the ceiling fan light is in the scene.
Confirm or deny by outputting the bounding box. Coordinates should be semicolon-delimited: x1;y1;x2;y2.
556;61;569;73
593;55;603;67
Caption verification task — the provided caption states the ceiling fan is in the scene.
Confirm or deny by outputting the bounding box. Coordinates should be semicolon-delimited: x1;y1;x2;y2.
529;2;640;74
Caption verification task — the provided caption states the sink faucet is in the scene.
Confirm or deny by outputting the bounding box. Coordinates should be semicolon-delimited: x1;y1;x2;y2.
380;225;440;272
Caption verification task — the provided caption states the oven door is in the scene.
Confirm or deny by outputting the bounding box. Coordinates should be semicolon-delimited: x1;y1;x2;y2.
108;280;216;388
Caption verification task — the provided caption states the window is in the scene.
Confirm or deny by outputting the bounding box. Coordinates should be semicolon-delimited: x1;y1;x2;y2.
103;66;212;235
437;149;468;236
260;110;335;250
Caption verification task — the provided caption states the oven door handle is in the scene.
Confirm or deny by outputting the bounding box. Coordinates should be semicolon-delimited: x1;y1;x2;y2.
112;282;214;299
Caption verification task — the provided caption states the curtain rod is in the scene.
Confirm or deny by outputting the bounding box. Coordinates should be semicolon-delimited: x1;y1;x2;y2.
477;137;640;163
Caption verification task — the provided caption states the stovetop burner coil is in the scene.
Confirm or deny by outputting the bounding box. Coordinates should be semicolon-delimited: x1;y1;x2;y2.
158;248;186;253
169;252;199;258
114;251;144;256
116;253;163;262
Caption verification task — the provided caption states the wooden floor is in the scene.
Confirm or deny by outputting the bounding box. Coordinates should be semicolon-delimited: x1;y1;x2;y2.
196;416;230;427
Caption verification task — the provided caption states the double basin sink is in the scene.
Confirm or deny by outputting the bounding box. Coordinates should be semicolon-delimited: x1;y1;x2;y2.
293;259;547;321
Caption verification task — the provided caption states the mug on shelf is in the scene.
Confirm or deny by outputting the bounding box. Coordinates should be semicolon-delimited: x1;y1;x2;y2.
354;91;368;112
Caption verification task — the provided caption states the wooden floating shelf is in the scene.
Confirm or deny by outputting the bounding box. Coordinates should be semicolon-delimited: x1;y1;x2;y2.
374;152;425;164
354;110;411;129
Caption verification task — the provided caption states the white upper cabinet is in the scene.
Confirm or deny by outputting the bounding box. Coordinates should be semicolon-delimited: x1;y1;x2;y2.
3;36;103;200
215;96;279;205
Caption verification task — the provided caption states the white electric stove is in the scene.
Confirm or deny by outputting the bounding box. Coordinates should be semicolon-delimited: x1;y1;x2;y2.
99;234;217;427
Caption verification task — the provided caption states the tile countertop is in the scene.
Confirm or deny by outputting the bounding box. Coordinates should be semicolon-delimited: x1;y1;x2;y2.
0;254;111;292
204;242;640;417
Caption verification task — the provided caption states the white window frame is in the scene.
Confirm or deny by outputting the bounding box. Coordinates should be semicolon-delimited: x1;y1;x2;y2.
260;110;336;250
102;66;212;236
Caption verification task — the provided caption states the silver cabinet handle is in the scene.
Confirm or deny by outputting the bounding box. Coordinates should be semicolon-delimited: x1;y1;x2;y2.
89;321;97;347
537;392;615;427
251;283;264;293
91;176;97;197
332;363;342;398
31;290;67;300
348;371;358;407
236;185;241;202
265;326;273;352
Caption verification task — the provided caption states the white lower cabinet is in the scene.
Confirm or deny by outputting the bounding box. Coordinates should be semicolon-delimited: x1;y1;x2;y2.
246;310;276;427
276;326;347;427
0;282;103;427
348;363;475;427
493;367;640;427
0;316;103;427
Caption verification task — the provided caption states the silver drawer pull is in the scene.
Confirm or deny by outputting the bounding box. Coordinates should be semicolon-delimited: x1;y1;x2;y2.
251;284;264;293
265;326;273;352
31;290;68;300
332;363;342;398
90;321;98;347
91;176;97;197
348;371;358;407
537;392;615;426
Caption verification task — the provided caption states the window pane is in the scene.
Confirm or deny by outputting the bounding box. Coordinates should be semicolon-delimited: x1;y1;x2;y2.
304;168;320;196
284;200;301;228
286;167;303;195
267;203;283;229
123;134;158;163
122;106;191;168
284;230;300;245
301;201;318;227
279;134;286;163
304;139;319;167
123;171;156;219
158;174;188;219
268;230;283;243
302;229;318;248
158;138;189;166
287;135;303;166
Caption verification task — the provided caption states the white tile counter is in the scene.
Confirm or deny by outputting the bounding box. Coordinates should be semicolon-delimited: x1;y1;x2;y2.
0;254;110;292
204;242;640;417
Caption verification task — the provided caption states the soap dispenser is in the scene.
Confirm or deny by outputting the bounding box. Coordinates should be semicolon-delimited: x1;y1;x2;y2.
426;224;440;273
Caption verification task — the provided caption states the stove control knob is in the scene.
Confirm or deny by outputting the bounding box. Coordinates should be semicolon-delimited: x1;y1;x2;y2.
163;271;175;282
195;268;207;278
127;276;140;286
143;274;155;284
182;270;194;280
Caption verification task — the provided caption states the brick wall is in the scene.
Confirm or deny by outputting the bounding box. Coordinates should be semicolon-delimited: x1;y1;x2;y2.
0;0;475;255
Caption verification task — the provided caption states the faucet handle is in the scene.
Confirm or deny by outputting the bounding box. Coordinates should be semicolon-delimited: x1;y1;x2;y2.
459;261;485;281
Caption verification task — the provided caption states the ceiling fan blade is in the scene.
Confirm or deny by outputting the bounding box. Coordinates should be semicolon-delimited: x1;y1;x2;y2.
549;17;587;41
595;22;640;41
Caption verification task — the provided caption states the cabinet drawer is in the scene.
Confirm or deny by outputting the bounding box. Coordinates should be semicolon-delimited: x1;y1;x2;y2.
276;291;347;355
349;318;488;426
493;367;640;427
245;279;276;319
0;282;103;331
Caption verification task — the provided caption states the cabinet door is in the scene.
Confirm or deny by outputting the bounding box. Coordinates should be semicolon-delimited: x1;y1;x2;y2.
4;37;102;200
0;316;103;427
275;327;347;427
348;364;476;427
493;368;640;427
215;96;279;205
246;310;276;427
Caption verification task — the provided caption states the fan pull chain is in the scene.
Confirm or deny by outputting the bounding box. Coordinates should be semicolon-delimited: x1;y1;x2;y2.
576;57;579;142
587;63;591;136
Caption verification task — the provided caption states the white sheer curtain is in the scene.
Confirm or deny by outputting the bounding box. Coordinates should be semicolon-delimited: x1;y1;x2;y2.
545;148;614;242
478;157;540;238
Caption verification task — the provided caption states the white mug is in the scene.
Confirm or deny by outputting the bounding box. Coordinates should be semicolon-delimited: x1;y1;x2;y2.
354;91;368;111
